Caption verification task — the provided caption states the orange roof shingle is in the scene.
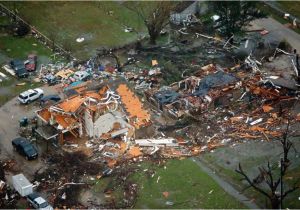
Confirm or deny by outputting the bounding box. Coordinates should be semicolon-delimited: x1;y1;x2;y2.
117;84;150;128
58;96;85;113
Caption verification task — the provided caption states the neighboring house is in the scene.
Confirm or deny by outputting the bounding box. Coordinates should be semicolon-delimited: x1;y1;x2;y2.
170;1;205;26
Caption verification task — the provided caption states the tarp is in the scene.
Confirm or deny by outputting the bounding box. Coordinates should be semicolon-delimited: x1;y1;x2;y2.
193;71;238;97
64;81;84;91
154;90;180;105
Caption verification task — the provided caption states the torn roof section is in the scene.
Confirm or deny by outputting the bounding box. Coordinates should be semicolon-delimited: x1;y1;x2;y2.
117;84;151;129
57;95;86;113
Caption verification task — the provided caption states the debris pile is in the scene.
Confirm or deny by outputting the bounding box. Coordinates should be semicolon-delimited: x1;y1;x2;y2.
0;161;20;208
34;151;103;209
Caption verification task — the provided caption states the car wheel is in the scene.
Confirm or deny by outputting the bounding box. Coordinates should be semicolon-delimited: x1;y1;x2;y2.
13;146;17;151
40;94;44;98
26;156;29;160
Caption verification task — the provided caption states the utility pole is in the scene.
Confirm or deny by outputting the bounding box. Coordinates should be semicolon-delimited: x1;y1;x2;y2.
280;157;283;209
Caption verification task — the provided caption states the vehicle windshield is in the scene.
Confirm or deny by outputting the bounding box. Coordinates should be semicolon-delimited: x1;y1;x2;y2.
40;201;49;208
24;145;35;153
19;94;27;99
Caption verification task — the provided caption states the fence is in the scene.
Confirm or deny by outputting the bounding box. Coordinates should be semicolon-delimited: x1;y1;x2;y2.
0;3;76;61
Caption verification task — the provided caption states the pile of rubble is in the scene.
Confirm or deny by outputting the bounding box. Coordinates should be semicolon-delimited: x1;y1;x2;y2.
29;46;300;208
0;160;20;208
34;48;300;169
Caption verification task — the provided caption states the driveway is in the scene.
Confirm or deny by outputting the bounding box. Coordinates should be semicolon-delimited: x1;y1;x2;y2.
0;84;60;179
251;17;300;52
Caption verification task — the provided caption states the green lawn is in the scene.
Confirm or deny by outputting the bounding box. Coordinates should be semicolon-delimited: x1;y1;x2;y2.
3;1;146;60
91;159;246;209
0;74;41;106
0;35;52;59
131;159;246;209
0;18;51;106
201;141;300;209
276;1;300;19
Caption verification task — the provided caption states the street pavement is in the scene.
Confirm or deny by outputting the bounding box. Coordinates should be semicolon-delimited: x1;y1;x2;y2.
251;17;300;53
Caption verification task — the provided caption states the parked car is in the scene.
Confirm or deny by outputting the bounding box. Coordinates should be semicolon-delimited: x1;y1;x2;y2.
27;192;53;210
40;95;61;107
10;59;29;78
12;137;38;160
40;95;61;103
25;54;37;72
10;59;24;69
18;88;44;104
15;67;29;78
73;71;90;81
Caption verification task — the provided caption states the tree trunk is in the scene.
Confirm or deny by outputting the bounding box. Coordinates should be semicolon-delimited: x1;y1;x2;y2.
149;35;157;45
148;26;158;45
270;196;280;209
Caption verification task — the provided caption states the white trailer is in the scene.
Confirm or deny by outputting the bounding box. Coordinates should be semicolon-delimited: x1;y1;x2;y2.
12;174;33;197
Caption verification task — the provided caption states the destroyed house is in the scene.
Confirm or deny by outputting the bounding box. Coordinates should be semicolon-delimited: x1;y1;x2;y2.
170;1;200;25
35;84;148;143
146;64;239;118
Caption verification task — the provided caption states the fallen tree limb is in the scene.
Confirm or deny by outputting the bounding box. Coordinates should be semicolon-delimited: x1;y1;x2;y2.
58;182;86;190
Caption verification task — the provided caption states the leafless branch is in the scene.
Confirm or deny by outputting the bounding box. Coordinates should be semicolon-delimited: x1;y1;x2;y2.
236;163;271;199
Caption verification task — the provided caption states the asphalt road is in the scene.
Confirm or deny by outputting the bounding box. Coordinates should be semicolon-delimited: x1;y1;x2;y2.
251;17;300;53
0;84;60;180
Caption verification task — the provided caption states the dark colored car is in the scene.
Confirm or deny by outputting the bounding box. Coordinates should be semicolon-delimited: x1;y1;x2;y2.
10;59;24;68
10;59;29;78
12;137;38;160
15;67;29;78
25;54;37;72
40;95;61;103
40;95;61;107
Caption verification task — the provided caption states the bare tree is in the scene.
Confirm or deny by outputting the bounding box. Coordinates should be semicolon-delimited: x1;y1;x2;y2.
236;119;299;209
123;1;176;45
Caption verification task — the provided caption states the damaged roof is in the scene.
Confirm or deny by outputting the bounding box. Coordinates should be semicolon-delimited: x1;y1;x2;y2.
117;84;151;129
57;96;86;113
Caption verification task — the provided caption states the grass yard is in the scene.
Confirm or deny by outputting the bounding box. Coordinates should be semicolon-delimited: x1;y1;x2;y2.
91;159;246;209
3;1;146;60
0;16;49;106
0;35;52;59
201;140;300;209
0;72;41;106
276;1;300;19
131;159;245;209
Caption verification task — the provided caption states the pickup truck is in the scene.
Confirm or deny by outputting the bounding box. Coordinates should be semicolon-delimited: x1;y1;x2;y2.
25;54;37;72
27;192;53;210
